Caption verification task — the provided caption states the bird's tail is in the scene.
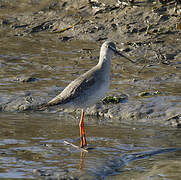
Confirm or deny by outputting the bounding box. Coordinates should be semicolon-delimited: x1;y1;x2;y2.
38;97;62;111
38;103;49;111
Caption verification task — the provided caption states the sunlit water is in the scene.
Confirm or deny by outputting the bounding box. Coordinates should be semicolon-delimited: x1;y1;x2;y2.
0;112;181;179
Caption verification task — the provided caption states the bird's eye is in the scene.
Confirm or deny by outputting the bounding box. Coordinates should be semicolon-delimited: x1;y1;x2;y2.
108;45;113;50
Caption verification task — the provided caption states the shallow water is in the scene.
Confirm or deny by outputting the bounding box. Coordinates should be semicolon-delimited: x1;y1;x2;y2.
0;33;180;99
0;30;181;178
0;112;181;179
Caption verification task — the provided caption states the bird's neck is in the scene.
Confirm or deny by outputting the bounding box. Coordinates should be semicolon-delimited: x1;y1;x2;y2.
98;54;111;72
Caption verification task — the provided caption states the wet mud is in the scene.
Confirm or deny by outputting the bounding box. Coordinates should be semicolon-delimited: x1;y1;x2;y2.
0;0;181;179
0;0;181;126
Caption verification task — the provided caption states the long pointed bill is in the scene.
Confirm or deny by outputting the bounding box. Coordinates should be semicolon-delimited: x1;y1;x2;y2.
110;46;135;64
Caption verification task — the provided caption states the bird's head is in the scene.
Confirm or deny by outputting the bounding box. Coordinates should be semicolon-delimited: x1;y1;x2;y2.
100;41;134;63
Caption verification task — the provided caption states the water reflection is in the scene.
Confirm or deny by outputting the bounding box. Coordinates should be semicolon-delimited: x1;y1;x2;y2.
79;150;87;170
0;113;181;179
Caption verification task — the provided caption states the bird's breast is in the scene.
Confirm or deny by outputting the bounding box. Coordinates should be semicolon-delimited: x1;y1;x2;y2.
72;78;110;108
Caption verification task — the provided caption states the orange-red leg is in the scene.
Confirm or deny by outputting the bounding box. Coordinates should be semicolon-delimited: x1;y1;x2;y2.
79;110;87;148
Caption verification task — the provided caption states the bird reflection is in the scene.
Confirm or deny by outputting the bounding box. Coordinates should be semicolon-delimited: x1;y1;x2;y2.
79;150;87;170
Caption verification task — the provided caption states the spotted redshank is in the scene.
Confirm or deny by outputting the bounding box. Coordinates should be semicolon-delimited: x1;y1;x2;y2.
41;41;132;148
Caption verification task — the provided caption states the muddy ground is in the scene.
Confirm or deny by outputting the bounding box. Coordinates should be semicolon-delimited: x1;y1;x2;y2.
0;0;181;126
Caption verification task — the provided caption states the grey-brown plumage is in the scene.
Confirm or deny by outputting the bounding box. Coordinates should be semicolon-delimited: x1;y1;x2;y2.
41;41;116;110
40;40;132;148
